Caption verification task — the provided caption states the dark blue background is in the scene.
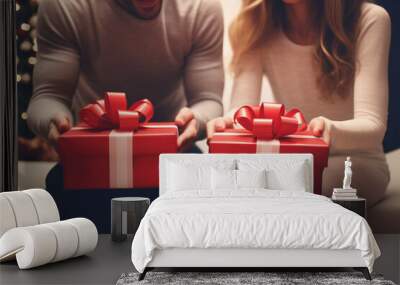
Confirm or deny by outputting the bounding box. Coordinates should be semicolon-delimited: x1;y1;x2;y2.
379;0;400;152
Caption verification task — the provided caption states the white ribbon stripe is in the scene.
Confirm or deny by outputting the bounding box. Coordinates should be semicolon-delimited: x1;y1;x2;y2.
109;130;134;188
256;139;280;153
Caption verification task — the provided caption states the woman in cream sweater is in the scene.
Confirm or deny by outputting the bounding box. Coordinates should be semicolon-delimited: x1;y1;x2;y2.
208;0;391;207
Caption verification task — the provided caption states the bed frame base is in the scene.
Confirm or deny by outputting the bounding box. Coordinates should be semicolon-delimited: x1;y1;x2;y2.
354;267;372;280
138;267;372;281
138;248;372;281
138;268;150;281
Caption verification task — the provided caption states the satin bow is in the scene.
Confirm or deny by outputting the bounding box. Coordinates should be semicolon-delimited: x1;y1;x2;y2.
79;92;154;131
233;103;307;139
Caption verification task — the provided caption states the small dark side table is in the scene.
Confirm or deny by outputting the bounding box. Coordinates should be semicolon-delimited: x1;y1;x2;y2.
111;197;150;242
331;197;367;218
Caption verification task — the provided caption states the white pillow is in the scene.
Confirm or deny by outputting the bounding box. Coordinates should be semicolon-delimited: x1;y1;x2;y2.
266;163;307;191
211;169;268;191
167;161;236;191
236;169;267;189
169;163;209;191
238;159;308;192
211;168;237;190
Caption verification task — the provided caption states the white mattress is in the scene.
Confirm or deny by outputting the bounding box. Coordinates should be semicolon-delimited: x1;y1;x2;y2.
131;190;380;273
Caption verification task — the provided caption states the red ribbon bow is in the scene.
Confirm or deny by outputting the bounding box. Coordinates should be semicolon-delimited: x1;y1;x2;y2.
233;103;307;139
79;92;154;131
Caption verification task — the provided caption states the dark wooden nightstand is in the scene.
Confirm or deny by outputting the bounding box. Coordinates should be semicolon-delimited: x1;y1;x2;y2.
331;197;367;218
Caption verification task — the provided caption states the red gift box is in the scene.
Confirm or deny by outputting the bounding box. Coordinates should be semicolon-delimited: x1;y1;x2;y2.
59;92;178;189
208;103;329;195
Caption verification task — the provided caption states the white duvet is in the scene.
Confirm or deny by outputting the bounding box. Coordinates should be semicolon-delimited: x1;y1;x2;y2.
131;190;380;273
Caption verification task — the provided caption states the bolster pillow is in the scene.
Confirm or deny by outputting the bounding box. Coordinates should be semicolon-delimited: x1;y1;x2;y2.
0;218;98;269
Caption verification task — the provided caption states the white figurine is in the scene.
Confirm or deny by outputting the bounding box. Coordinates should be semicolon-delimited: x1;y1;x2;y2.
342;156;353;189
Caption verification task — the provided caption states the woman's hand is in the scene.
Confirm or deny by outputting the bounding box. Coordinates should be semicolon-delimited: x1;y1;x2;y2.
48;116;71;147
308;116;333;145
175;107;199;151
206;117;234;139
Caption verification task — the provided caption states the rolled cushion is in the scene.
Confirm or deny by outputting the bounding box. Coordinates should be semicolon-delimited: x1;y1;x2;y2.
0;225;57;268
0;218;98;269
0;189;60;238
42;221;79;262
65;218;98;257
0;196;17;237
24;189;60;224
0;191;39;227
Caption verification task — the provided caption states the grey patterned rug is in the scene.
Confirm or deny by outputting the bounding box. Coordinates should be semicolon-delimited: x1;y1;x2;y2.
117;271;396;285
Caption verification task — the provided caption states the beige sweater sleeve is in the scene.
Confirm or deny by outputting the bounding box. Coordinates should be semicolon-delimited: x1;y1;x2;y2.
28;0;224;140
185;0;224;138
27;0;79;138
327;7;391;154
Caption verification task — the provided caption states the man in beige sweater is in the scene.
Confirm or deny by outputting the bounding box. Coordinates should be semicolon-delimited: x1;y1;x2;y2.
27;0;224;232
28;0;224;149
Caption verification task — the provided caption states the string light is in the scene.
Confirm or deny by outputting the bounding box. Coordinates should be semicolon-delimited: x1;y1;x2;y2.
15;0;46;141
28;57;37;65
21;23;31;32
21;112;28;120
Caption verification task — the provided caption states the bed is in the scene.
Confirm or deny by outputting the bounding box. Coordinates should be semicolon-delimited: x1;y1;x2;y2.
131;154;380;280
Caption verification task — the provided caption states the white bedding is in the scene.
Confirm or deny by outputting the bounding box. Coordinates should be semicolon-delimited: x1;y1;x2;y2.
131;190;380;273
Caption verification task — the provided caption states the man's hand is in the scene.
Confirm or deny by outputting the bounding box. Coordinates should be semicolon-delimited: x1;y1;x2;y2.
48;116;71;147
206;117;234;139
175;107;199;151
308;116;333;145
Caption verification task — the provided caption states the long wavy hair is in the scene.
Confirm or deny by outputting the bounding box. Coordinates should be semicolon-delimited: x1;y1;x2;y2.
230;0;365;96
